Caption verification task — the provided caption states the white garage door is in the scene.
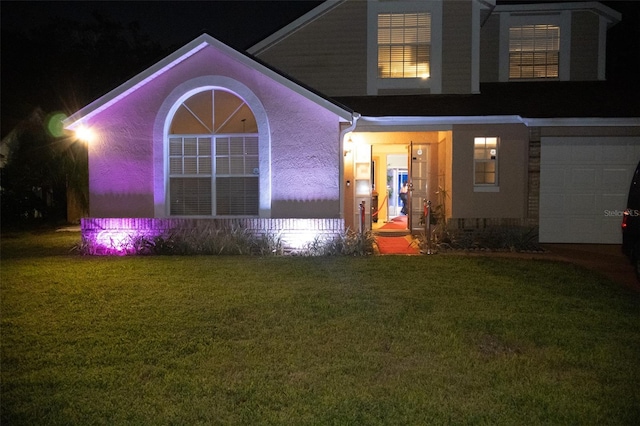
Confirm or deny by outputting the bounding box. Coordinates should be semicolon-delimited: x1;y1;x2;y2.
540;136;640;243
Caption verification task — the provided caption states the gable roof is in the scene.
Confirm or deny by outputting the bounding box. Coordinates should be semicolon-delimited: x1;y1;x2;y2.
249;0;500;56
249;0;346;56
64;33;354;130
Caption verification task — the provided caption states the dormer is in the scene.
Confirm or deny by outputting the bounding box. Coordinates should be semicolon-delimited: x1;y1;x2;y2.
250;0;496;97
249;1;621;97
481;2;621;82
366;0;496;95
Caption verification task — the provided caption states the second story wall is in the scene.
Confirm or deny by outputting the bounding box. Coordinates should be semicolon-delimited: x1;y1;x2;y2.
253;1;619;97
255;0;368;97
571;10;601;81
483;2;619;84
480;14;500;82
254;0;483;97
442;0;475;94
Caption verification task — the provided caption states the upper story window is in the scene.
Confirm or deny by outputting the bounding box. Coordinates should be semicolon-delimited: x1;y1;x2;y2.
367;1;442;94
509;24;560;79
498;9;570;82
378;12;431;79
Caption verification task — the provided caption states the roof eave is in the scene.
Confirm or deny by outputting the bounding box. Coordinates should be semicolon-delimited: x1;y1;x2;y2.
64;33;353;129
355;115;640;129
494;2;622;26
248;0;346;56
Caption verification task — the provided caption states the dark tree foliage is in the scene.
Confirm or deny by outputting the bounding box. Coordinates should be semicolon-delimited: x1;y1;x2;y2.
1;12;167;226
1;109;69;224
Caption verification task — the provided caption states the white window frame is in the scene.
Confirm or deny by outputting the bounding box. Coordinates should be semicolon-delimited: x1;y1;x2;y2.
473;136;499;192
169;135;213;216
377;12;431;79
499;11;571;82
169;133;259;217
157;77;271;219
367;1;443;94
508;24;560;80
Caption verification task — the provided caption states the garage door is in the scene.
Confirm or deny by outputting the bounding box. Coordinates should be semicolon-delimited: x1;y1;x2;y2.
539;137;640;243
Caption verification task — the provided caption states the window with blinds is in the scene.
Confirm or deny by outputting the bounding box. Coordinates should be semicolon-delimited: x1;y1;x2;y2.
509;25;560;79
168;89;259;216
169;136;212;215
378;12;431;79
215;136;259;215
474;137;498;185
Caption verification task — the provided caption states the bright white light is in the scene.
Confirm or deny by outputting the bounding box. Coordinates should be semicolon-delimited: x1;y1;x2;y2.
95;230;135;254
75;125;96;143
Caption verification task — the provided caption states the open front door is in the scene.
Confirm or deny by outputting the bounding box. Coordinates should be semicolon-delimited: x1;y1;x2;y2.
354;143;373;232
409;142;430;231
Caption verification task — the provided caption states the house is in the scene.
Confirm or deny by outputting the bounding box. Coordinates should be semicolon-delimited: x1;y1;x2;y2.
64;0;640;253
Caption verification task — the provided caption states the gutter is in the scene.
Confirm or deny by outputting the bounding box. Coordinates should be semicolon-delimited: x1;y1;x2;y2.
339;112;361;221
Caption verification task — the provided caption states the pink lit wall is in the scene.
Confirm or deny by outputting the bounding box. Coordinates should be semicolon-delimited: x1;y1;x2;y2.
85;44;342;219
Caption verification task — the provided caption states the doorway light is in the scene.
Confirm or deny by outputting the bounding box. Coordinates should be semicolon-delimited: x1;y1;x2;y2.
344;137;353;156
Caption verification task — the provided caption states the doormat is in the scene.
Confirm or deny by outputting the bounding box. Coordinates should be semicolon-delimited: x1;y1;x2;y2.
380;216;407;230
376;235;419;255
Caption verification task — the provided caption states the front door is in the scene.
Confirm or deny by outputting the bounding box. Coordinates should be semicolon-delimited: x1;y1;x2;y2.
354;143;372;232
409;142;430;231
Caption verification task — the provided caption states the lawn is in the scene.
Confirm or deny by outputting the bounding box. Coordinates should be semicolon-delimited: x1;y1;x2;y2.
2;231;639;425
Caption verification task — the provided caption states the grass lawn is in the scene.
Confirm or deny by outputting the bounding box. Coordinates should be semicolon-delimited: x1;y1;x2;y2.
2;230;639;425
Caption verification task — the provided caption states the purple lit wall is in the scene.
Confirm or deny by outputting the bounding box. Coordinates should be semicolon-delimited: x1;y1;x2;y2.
83;43;342;220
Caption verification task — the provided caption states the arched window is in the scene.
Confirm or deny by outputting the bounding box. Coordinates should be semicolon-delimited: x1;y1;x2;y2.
168;89;259;216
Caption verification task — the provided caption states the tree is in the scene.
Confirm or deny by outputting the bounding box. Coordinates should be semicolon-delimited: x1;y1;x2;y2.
1;12;166;225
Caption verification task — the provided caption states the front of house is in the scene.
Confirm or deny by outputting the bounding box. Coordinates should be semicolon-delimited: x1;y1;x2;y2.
64;35;355;251
65;0;640;252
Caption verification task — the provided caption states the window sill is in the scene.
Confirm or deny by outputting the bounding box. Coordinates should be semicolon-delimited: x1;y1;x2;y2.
376;77;431;90
474;186;499;192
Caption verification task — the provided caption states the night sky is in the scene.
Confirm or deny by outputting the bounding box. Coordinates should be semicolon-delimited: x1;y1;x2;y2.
1;0;638;138
2;0;323;50
1;1;324;137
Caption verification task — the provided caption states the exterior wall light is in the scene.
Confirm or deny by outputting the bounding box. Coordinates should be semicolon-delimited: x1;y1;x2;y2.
344;137;353;156
75;125;95;144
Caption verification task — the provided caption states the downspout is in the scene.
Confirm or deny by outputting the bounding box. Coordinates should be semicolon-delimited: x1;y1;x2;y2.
339;112;361;222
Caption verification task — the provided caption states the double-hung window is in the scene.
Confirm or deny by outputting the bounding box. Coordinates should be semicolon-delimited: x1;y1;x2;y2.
509;24;560;79
378;12;431;79
474;137;498;187
168;89;259;216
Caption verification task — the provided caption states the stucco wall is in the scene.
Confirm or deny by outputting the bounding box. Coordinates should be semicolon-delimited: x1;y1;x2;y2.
86;45;342;219
450;124;529;219
85;85;157;217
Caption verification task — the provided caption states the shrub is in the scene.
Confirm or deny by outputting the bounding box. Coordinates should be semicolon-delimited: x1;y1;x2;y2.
77;224;376;256
299;229;375;256
420;226;542;253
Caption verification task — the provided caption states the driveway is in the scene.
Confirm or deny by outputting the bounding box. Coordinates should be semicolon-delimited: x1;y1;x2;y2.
442;244;638;293
539;244;639;293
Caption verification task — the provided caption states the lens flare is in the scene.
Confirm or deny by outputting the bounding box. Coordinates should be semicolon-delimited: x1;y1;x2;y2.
46;112;68;138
